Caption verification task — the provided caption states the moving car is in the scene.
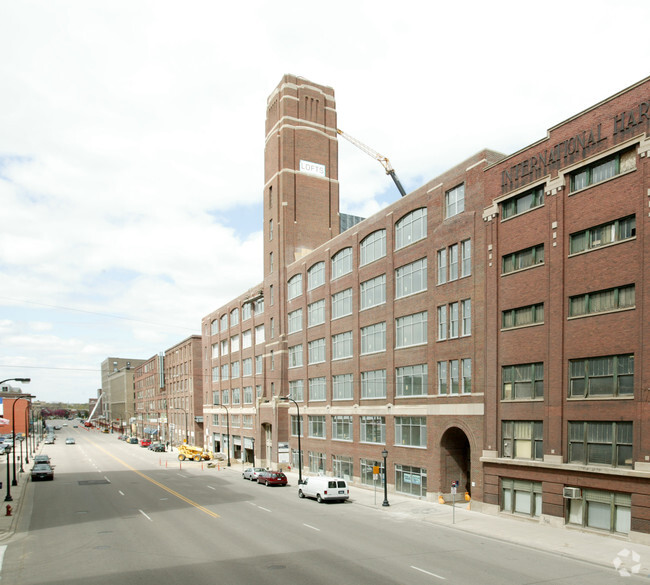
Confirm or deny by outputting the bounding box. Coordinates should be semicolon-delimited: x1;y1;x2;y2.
65;437;76;445
31;463;54;481
298;476;349;503
44;437;55;445
34;454;51;465
257;470;288;486
242;467;266;481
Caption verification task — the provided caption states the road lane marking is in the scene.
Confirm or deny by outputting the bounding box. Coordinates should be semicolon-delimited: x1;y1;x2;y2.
104;476;111;483
87;441;220;519
139;510;153;522
257;506;272;512
207;485;216;490
303;524;320;531
0;544;6;574
411;566;446;580
118;490;125;496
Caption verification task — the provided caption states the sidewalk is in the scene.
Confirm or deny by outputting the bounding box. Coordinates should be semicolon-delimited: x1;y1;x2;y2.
273;467;650;578
0;461;30;541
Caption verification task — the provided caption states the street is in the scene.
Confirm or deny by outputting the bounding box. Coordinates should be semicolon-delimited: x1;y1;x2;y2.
0;426;635;584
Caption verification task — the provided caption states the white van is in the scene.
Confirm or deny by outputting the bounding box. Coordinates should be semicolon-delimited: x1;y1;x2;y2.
298;476;349;503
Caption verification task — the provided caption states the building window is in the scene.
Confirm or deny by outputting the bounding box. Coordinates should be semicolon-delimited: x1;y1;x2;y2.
332;455;353;481
569;421;633;468
360;274;386;310
437;248;447;284
269;218;273;241
461;358;472;394
570;354;634;398
232;388;241;405
288;274;303;300
243;415;253;429
290;414;304;436
230;334;239;352
308;451;326;473
211;366;219;383
242;358;252;376
502;303;544;329
308;338;326;364
449;243;459;281
308;415;326;438
502;244;545;274
396;465;427;497
287;308;303;334
242;302;252;321
501;421;543;460
395;207;427;250
501;185;544;220
308;261;325;290
332;373;353;400
212;413;219;425
360;229;386;266
231;361;240;378
571;148;636;192
449;302;459;338
361;369;386;399
461;299;471;336
211;343;219;359
567;489;631;534
308;299;325;327
288;344;303;368
269;285;274;306
361;458;384;486
437;306;447;341
242;329;252;349
254;324;265;344
212;391;219;405
570;215;636;255
269;252;273;273
502;363;544;400
395;416;427;447
395;258;427;299
220;364;229;381
230;308;239;327
445;184;465;218
270;350;274;370
332;331;353;360
359;416;386;445
332;416;353;441
501;479;542;518
569;284;635;318
395;364;427;397
461;239;471;277
332;288;353;320
243;386;253;404
221;389;229;405
255;355;262;374
361;322;386;355
395;311;427;348
309;377;326;402
256;384;262;398
289;379;304;402
220;314;228;332
331;247;353;280
254;297;264;315
210;319;219;335
437;361;447;394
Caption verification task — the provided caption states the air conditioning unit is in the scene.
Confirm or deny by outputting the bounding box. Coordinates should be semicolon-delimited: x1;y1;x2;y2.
502;441;512;458
563;487;582;499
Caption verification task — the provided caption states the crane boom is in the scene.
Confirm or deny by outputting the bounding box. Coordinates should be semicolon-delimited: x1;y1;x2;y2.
337;129;407;197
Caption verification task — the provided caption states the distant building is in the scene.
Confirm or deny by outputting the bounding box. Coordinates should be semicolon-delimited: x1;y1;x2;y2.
100;357;145;432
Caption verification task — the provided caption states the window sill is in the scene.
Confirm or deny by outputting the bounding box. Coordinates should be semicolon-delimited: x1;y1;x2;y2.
481;456;649;478
567;395;634;401
501;322;544;332
568;235;636;258
567;306;635;320
501;262;545;277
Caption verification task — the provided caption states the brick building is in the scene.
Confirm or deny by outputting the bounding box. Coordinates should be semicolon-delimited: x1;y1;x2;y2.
134;354;165;441
202;74;650;539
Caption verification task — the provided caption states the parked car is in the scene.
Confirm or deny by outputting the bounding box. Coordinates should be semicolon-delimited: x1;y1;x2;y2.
127;437;139;444
148;443;166;452
34;454;51;465
243;467;266;481
31;463;54;481
44;437;55;445
139;439;152;448
257;470;288;486
298;476;349;503
65;437;76;445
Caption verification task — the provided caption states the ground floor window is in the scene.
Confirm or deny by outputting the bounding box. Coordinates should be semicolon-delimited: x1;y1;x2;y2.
395;464;427;497
309;451;326;474
501;479;542;517
567;489;631;534
291;449;303;470
360;459;383;486
332;455;353;480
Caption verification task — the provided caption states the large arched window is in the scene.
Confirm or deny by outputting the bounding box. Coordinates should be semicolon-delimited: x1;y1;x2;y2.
331;247;353;280
395;208;427;250
308;261;325;290
288;273;303;300
360;229;386;266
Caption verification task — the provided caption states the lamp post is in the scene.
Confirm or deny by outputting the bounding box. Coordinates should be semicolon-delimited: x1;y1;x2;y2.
280;396;302;484
218;405;231;467
4;446;12;502
382;449;390;507
24;407;30;465
12;395;32;486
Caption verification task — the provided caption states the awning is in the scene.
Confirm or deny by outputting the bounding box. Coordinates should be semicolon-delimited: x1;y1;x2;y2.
144;428;159;435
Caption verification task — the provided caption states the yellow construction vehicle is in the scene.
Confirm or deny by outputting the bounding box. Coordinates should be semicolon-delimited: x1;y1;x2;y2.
177;445;214;462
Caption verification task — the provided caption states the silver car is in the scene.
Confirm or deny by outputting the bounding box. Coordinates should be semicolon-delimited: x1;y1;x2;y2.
242;467;266;481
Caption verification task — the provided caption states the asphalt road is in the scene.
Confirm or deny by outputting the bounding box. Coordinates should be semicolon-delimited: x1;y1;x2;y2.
0;424;634;584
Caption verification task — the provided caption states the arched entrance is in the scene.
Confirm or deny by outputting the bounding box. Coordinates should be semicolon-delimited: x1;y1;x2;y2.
440;427;471;496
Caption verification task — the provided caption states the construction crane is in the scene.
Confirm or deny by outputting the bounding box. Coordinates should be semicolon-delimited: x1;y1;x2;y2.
337;129;407;197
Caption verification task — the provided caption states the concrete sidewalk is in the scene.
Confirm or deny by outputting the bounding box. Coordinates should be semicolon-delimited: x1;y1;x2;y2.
273;466;650;578
0;461;30;541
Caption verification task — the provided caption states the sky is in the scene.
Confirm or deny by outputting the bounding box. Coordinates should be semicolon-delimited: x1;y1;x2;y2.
1;0;649;404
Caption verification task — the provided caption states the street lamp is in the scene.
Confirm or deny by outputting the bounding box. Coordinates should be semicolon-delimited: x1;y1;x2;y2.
3;445;12;502
280;396;302;484
12;396;32;486
382;449;390;507
218;405;231;467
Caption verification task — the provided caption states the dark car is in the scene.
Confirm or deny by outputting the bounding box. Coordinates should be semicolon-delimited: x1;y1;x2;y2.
31;463;54;481
148;443;166;452
127;437;139;444
34;454;51;465
257;470;288;486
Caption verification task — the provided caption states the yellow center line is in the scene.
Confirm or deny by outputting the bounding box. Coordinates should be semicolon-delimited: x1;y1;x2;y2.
88;440;220;519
